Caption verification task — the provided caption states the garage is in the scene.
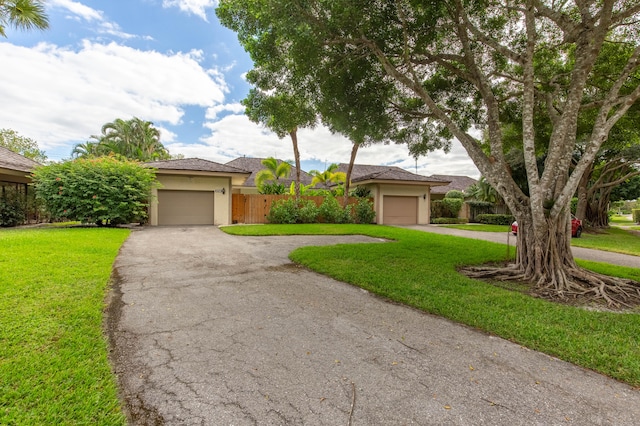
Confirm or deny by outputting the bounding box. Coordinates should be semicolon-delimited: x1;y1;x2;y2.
383;196;418;225
157;190;215;225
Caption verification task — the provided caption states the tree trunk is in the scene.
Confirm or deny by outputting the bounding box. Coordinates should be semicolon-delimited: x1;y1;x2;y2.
343;142;359;205
289;128;301;200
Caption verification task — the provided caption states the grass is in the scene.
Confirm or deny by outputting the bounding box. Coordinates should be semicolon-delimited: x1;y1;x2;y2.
0;228;130;425
222;224;640;386
571;227;640;256
442;224;512;232
610;215;634;224
444;222;640;257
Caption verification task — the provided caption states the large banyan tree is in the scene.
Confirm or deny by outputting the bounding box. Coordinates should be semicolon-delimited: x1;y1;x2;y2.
218;0;640;307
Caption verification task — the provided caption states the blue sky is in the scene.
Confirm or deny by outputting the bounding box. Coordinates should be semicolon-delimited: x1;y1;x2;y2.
0;0;480;178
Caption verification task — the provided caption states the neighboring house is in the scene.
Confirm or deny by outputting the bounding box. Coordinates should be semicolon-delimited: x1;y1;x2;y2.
429;175;477;201
225;157;314;194
0;146;40;186
335;163;450;225
145;158;250;226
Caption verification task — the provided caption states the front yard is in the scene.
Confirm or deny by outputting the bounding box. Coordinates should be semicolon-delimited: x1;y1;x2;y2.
3;224;640;423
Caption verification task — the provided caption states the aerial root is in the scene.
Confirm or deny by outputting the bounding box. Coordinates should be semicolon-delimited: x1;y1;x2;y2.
459;264;640;309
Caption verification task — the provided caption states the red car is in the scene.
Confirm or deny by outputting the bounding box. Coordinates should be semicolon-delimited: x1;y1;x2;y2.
511;215;583;238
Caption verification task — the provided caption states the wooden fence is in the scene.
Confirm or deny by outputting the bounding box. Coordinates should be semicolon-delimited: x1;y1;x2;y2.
232;194;365;224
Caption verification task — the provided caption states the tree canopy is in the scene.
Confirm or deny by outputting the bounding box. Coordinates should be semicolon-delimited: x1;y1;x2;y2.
218;0;640;306
0;128;47;163
0;0;48;37
72;117;171;162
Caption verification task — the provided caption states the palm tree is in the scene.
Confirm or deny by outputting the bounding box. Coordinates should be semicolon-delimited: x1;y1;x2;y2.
309;163;347;191
255;157;291;194
0;0;49;37
73;118;170;161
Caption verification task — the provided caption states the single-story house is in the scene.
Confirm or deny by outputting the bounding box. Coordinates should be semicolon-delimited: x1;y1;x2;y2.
145;157;450;226
334;163;450;225
145;158;250;226
429;174;477;200
0;146;39;186
225;157;314;194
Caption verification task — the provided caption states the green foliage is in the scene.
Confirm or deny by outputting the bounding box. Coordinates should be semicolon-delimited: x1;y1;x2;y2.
0;187;25;226
260;182;286;195
0;0;49;38
318;196;351;224
476;214;515;225
350;198;376;224
430;217;467;224
72;117;170;161
0;128;47;162
266;198;299;224
633;209;640;224
297;199;320;223
0;228;128;424
445;189;465;199
442;198;463;217
350;185;371;198
32;156;156;225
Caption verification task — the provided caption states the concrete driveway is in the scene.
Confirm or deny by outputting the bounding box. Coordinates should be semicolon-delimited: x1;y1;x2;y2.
107;226;640;425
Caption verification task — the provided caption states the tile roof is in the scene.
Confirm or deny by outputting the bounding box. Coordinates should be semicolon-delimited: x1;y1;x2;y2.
226;157;314;187
429;174;477;194
0;146;41;172
145;158;249;174
336;163;450;184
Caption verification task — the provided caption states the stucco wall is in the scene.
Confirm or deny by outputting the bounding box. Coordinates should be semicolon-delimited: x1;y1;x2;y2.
359;183;431;225
149;174;232;226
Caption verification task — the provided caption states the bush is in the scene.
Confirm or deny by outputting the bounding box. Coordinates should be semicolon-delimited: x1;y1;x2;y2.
350;185;372;198
351;198;376;224
260;182;286;195
442;198;463;217
32;156;156;226
0;188;25;227
266;198;299;224
445;190;465;199
430;217;467;224
297;199;320;223
476;214;515;225
633;209;640;224
319;196;352;223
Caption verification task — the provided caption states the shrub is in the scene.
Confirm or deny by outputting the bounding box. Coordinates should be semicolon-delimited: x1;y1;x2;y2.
350;185;371;198
266;198;299;224
297;199;320;223
445;190;465;199
319;196;352;223
442;198;463;217
32;156;156;226
351;198;376;224
476;213;515;225
260;182;286;195
0;188;25;227
633;209;640;224
430;217;467;224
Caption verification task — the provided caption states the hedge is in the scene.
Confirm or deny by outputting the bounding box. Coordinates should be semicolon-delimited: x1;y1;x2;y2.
476;214;515;225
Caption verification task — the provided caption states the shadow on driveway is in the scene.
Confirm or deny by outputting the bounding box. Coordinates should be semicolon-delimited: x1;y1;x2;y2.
106;226;639;425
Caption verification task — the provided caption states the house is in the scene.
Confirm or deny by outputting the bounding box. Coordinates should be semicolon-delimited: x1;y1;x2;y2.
225;157;314;194
335;163;450;225
429;174;477;200
145;158;250;226
0;146;40;186
1;146;40;224
145;157;450;226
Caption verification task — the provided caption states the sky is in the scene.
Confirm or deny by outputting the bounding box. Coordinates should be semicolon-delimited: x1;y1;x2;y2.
0;0;480;178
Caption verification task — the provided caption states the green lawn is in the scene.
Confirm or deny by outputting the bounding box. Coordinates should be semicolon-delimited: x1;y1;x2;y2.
444;222;640;257
223;224;640;386
0;228;129;425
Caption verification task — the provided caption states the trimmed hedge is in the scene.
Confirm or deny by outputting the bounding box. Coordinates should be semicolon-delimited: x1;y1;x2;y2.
431;217;468;224
476;213;515;225
633;209;640;224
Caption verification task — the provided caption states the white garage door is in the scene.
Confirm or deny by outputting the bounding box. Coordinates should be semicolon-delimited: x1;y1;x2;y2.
383;196;418;225
157;190;215;225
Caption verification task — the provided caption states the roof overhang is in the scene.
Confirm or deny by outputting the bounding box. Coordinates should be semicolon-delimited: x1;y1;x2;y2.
152;168;251;186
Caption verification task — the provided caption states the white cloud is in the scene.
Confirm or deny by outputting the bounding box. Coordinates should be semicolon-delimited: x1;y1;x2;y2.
0;41;228;153
49;0;138;39
205;103;245;120
162;0;218;21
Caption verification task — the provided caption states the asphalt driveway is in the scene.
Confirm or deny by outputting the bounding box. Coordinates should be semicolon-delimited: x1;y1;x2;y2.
107;226;640;425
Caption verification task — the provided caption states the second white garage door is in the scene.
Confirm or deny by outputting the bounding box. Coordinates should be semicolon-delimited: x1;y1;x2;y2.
157;190;215;225
383;196;418;225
